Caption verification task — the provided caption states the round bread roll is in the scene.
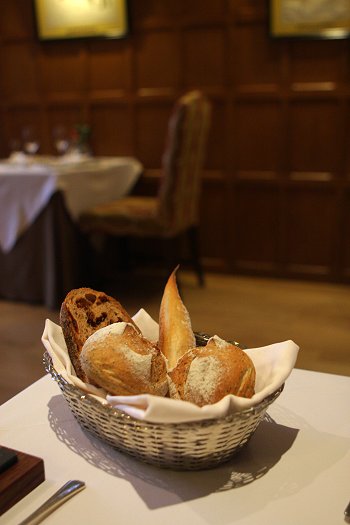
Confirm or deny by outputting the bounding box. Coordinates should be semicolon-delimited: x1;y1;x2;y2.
168;336;256;407
80;323;168;397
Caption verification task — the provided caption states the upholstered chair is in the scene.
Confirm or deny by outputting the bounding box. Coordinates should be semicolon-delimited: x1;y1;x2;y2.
79;90;211;286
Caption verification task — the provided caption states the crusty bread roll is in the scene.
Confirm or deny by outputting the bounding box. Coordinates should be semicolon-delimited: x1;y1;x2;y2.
159;267;196;370
80;324;168;396
168;336;256;406
60;287;139;382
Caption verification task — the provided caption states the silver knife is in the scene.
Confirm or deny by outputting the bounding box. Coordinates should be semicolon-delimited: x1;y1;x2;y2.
18;480;86;525
345;500;350;521
344;501;350;523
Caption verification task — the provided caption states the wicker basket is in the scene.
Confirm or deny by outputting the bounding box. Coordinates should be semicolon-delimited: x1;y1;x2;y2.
43;335;283;471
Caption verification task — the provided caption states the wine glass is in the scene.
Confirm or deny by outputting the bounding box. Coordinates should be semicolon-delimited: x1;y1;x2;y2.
8;138;22;155
22;126;40;156
52;125;70;156
8;137;25;163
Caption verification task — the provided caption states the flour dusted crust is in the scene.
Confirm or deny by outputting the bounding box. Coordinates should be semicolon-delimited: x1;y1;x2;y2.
60;272;257;406
60;287;139;382
159;267;196;370
80;324;168;396
168;336;256;407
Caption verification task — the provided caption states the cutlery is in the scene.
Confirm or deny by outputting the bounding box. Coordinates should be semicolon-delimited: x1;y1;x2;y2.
345;500;350;521
18;480;85;525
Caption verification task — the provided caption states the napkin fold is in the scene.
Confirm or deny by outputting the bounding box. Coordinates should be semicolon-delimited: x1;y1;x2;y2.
42;310;299;424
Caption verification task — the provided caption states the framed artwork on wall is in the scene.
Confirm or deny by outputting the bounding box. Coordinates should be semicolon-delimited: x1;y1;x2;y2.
270;0;350;39
34;0;129;41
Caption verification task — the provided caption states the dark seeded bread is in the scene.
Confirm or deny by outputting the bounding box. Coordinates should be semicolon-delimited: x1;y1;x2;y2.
60;287;139;382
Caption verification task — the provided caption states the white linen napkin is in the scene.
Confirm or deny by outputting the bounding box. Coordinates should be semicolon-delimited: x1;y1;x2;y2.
42;310;299;423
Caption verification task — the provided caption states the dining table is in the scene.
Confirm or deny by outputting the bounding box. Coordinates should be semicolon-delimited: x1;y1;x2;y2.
0;154;143;309
0;367;349;524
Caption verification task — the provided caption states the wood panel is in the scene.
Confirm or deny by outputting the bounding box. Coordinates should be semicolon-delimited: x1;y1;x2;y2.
1;43;39;103
88;40;132;96
232;184;280;273
183;28;227;89
135;31;181;94
0;0;350;284
339;191;350;279
230;25;281;89
134;102;171;166
40;42;86;98
283;186;338;277
235;101;283;172
200;176;229;271
90;104;134;156
289;101;340;174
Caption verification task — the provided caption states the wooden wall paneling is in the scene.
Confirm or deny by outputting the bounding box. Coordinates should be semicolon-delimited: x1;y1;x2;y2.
205;98;228;171
87;40;132;99
39;41;87;102
230;24;282;92
289;39;345;87
1;42;40;104
134;101;172;167
332;97;349;179
338;76;350;280
129;1;182;31
345;101;350;175
0;0;35;40
200;96;231;272
182;0;227;25
0;0;349;283
284;185;338;278
288;99;341;176
200;175;230;272
182;27;227;91
228;0;267;22
134;30;181;96
235;100;283;173
232;182;280;273
338;190;350;281
90;103;133;156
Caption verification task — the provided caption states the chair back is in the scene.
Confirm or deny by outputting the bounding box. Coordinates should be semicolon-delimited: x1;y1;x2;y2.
157;90;211;234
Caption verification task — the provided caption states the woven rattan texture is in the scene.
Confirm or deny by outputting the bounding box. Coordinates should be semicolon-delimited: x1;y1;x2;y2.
43;348;283;470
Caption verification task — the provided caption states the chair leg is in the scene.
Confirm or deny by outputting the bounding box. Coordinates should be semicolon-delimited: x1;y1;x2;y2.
187;226;205;287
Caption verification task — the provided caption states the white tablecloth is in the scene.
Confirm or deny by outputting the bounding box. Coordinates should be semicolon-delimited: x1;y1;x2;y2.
0;156;142;253
0;369;349;525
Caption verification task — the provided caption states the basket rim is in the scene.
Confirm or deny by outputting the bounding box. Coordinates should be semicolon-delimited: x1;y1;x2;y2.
43;350;284;430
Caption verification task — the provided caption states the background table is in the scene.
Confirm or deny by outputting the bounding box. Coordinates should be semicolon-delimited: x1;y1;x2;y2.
0;156;142;308
0;368;349;525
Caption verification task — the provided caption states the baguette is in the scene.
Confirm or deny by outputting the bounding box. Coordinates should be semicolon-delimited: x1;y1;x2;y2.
60;287;138;382
158;267;196;370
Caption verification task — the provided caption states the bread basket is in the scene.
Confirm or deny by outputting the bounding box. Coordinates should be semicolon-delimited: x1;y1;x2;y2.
43;333;284;471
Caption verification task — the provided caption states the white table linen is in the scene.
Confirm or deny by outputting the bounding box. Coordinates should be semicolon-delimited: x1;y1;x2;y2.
0;369;349;524
0;156;142;252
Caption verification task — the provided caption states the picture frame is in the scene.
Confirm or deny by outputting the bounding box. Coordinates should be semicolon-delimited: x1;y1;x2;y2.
34;0;129;41
270;0;350;39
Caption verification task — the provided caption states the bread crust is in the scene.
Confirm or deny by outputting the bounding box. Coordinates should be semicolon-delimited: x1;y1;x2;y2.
168;337;256;406
159;267;196;370
80;324;168;396
60;287;138;382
